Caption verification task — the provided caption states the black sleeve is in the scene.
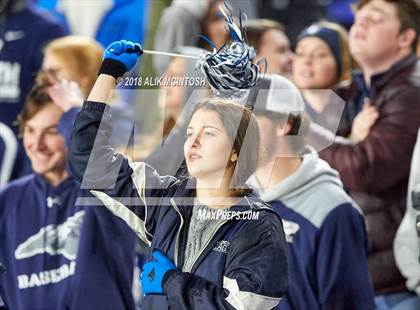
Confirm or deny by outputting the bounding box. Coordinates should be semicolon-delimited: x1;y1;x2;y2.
69;100;178;244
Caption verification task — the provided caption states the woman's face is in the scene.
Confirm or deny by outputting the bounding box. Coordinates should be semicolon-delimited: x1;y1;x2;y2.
184;109;235;183
292;37;338;89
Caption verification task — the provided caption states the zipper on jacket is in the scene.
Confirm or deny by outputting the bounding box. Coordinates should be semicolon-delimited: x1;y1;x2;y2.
185;219;229;273
187;197;257;273
170;198;184;268
173;196;257;272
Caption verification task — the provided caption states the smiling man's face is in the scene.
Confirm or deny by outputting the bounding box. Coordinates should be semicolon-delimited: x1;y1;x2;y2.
23;103;67;183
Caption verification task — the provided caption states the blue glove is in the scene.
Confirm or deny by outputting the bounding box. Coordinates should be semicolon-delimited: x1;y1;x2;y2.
99;40;143;78
141;250;176;295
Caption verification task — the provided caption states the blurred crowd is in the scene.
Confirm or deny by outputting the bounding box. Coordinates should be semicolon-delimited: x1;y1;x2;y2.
0;0;419;309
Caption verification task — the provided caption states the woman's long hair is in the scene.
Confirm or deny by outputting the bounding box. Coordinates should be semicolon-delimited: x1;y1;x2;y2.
186;98;260;197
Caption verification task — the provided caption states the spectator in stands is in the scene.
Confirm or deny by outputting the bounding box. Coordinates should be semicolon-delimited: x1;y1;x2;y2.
43;36;103;97
293;21;353;131
247;74;375;310
42;38;143;307
0;71;84;309
0;69;139;309
0;0;67;184
0;0;67;130
67;42;289;307
243;19;293;78
310;1;420;307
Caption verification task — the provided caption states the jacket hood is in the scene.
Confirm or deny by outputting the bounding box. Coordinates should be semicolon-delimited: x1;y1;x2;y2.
249;147;343;203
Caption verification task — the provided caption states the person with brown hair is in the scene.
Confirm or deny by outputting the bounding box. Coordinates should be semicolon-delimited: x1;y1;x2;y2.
0;71;84;309
292;21;354;131
41;36;146;310
0;70;140;309
68;40;288;309
0;0;67;185
247;74;374;310
309;0;420;308
243;19;294;78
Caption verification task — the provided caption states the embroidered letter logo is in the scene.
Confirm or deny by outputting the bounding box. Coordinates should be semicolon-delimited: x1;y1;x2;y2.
213;240;230;254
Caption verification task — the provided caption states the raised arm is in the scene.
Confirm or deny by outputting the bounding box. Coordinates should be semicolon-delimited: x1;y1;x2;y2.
68;41;176;245
87;74;116;104
69;40;142;186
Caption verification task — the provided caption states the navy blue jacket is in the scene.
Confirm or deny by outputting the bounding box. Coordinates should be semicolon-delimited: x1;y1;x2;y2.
66;205;138;310
271;201;374;310
0;107;138;309
0;174;82;310
58;108;138;309
69;101;289;309
0;5;67;183
0;5;67;131
0;122;31;187
250;150;375;309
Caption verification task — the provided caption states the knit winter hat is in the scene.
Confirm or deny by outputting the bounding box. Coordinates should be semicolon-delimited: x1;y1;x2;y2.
296;24;343;79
